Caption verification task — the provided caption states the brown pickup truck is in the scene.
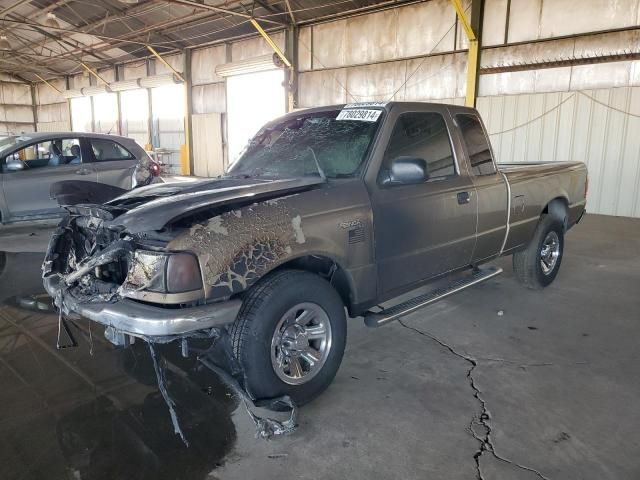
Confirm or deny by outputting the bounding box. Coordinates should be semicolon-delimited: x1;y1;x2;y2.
43;102;588;406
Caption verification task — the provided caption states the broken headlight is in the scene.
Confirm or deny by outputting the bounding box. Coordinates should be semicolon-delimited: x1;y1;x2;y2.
126;250;203;294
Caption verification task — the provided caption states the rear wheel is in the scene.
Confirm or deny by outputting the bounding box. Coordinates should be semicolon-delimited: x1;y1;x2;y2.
513;214;565;289
230;270;347;405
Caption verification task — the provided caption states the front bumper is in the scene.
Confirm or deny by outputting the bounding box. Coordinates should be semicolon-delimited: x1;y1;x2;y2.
44;271;241;339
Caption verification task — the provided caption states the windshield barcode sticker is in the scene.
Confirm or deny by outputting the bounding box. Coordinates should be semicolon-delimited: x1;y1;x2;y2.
336;109;382;122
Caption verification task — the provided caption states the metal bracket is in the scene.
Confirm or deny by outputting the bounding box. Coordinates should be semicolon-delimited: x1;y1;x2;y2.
250;18;292;69
146;45;187;83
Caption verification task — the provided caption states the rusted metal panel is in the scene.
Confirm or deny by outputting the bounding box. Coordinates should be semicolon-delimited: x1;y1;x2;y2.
231;32;285;62
345;61;406;102
298;69;348;107
36;78;66;105
123;62;147;81
539;0;639;39
482;0;508;46
191;45;226;85
36;103;69;123
310;19;347;69
344;8;398;65
396;0;457;57
1;82;32;105
192;83;226;114
0;105;33;123
70;73;91;90
153;53;184;76
298;26;312;71
404;53;466;101
507;0;542;43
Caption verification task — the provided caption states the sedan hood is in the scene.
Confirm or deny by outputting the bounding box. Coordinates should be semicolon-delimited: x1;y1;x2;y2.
104;176;325;233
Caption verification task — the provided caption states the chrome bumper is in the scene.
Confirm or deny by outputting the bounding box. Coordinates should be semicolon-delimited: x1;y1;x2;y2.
44;276;241;338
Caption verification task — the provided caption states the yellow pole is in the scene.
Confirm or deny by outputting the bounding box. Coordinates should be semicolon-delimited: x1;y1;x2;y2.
146;45;187;83
34;73;61;94
81;62;110;85
249;18;292;68
465;39;479;108
450;0;479;107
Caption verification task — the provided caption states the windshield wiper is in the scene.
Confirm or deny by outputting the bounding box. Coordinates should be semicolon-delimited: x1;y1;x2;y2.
307;147;327;182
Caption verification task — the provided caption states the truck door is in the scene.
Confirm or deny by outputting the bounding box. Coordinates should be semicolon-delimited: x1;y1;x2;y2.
451;111;509;262
369;108;478;297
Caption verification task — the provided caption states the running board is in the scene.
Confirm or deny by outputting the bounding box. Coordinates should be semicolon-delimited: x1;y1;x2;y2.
364;266;503;328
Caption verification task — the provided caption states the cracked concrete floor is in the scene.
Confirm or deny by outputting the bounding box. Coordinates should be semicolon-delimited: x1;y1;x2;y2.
1;214;639;480
215;214;640;480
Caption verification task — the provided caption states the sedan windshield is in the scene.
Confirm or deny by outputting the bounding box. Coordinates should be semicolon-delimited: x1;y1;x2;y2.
227;109;382;179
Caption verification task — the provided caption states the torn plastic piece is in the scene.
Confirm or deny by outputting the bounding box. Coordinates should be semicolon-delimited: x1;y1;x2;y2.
199;358;297;440
148;342;189;447
56;294;78;350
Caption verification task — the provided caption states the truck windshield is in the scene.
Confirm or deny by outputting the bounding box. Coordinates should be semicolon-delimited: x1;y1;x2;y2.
227;109;382;179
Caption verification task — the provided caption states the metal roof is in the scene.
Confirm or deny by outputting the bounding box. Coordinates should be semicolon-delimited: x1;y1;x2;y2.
0;0;416;82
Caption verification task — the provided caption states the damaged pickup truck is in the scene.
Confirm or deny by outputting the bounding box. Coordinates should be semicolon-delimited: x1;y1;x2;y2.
43;101;588;408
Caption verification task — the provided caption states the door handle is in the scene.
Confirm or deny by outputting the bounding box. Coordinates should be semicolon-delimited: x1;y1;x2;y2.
457;191;471;205
75;168;91;175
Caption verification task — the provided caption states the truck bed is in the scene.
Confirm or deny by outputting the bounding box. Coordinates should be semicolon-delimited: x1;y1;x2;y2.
498;161;588;253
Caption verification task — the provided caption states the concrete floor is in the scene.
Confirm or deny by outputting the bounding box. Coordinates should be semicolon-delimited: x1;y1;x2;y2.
0;214;639;480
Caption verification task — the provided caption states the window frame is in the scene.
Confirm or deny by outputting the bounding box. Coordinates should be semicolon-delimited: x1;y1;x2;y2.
87;137;136;163
454;113;497;177
377;110;461;187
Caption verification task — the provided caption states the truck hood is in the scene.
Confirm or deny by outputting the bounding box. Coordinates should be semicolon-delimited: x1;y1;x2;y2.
103;176;325;233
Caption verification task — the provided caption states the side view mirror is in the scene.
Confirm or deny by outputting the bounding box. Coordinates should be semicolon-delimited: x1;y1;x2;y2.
5;159;24;172
380;156;429;186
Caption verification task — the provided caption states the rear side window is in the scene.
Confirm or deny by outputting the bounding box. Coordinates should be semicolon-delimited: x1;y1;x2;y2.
456;114;496;176
381;112;456;182
90;139;134;162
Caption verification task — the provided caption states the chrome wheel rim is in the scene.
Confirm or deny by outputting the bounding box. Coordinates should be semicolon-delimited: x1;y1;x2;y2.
540;231;560;275
270;302;332;385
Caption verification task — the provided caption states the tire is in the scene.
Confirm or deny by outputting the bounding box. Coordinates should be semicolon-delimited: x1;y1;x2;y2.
230;269;347;406
512;214;565;289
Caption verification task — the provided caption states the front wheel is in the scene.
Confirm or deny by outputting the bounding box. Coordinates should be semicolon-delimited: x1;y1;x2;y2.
512;214;565;289
230;270;347;406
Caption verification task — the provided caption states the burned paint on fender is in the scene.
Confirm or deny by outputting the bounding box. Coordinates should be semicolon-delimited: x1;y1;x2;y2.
168;197;305;299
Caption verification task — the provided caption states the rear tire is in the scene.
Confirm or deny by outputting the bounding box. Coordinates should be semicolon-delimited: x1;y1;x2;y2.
513;214;564;289
230;269;347;406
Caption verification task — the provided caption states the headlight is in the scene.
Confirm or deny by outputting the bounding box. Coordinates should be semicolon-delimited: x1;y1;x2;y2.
125;250;202;294
166;253;202;293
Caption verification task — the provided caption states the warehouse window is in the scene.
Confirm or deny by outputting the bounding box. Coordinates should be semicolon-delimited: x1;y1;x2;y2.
71;97;92;132
456;114;496;176
227;69;286;163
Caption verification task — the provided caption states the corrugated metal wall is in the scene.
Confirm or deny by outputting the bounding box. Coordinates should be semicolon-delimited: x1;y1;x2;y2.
478;87;640;217
26;0;640;217
35;77;70;132
294;0;640;218
0;80;35;135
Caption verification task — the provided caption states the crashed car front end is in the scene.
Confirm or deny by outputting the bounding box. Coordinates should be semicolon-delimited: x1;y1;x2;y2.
42;204;242;344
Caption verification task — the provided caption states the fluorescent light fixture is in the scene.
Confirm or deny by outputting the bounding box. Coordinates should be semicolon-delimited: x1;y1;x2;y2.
139;73;183;88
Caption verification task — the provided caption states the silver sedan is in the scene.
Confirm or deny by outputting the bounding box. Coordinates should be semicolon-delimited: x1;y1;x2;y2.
0;132;159;224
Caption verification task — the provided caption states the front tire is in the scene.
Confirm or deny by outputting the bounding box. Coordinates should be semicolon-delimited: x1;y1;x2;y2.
513;214;565;289
230;269;347;406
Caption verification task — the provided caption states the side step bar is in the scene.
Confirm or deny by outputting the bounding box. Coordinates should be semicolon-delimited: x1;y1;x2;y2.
364;266;503;328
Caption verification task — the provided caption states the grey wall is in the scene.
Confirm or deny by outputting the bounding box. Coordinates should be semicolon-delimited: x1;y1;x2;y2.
0;73;36;135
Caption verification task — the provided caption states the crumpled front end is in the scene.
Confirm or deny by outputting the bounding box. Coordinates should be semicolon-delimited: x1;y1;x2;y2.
42;207;241;341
